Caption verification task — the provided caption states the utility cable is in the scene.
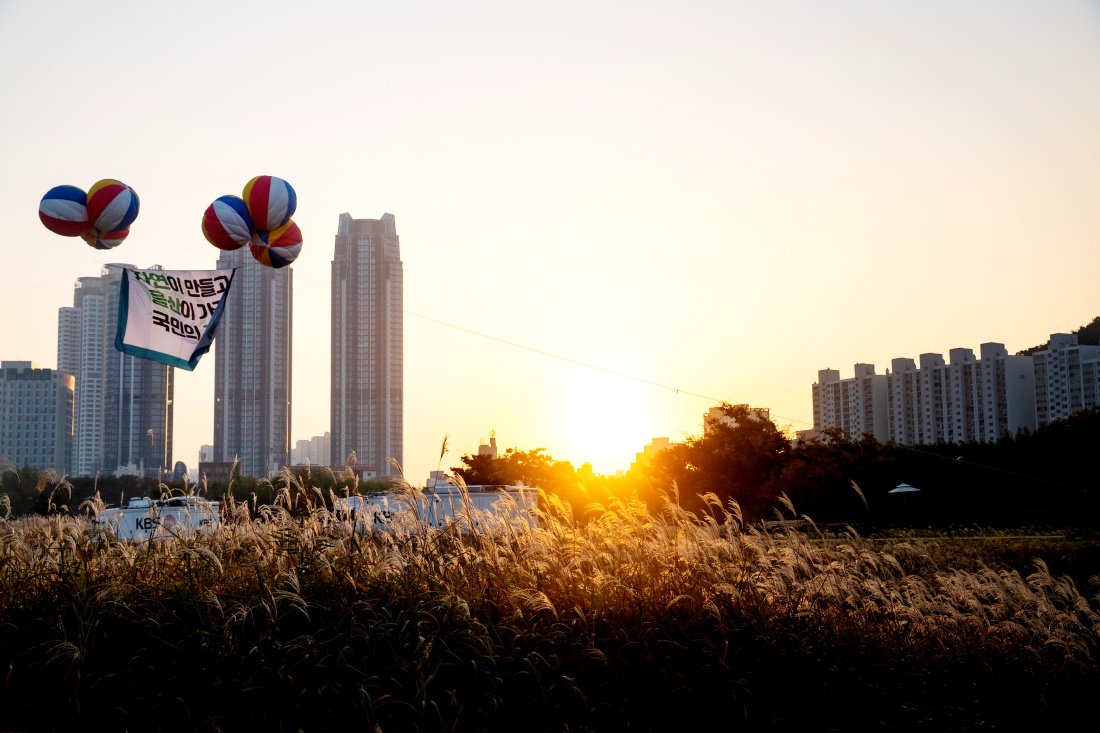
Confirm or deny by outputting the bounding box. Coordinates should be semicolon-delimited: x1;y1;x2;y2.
293;272;818;426
0;260;104;304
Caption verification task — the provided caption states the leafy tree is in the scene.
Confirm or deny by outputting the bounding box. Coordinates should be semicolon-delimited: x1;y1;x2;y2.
454;447;575;489
453;447;588;513
649;403;790;521
775;429;888;522
452;453;497;485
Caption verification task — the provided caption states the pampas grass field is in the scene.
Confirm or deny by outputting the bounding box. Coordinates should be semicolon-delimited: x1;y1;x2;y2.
0;474;1098;731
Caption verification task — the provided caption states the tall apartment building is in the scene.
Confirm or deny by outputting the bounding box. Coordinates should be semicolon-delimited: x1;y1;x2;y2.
975;343;1036;440
811;364;889;442
212;249;293;478
1033;333;1100;427
886;358;919;444
914;353;948;444
58;264;174;477
922;345;1035;444
841;342;1036;447
0;362;75;474
331;213;403;477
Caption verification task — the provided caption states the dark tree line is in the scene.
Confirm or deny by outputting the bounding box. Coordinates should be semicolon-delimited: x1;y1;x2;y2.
453;404;1100;528
0;463;396;519
5;403;1099;526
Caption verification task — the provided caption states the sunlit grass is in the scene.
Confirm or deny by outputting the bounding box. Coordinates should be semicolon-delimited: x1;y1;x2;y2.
0;473;1097;730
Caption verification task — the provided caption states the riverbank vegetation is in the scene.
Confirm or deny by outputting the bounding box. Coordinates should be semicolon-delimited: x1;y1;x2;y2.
0;481;1097;730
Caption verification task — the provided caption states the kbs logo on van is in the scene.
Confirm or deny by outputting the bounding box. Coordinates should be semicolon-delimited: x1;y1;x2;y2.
134;516;158;531
162;514;177;530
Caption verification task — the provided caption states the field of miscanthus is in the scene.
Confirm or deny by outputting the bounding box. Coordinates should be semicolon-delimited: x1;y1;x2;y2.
0;476;1098;731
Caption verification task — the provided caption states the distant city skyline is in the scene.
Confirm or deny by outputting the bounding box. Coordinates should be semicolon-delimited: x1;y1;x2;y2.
809;332;1100;446
3;2;1099;483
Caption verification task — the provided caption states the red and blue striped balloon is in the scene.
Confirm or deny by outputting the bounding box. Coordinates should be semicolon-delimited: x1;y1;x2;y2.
80;226;129;250
243;175;296;231
39;185;89;237
202;195;253;251
249;220;302;268
87;179;140;233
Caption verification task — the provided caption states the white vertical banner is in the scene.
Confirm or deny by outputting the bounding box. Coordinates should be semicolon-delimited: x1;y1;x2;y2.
115;268;235;371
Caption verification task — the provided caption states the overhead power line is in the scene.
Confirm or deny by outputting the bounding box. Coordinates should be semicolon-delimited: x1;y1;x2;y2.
1;260;104;304
406;310;716;398
404;309;814;428
295;270;814;426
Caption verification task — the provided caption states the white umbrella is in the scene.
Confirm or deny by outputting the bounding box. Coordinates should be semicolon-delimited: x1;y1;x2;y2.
888;483;920;512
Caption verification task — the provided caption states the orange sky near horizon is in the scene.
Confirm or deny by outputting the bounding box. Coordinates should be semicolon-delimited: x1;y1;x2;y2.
2;1;1099;482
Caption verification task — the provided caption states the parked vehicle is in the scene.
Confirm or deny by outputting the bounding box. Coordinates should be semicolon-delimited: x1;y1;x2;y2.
94;495;221;542
333;485;538;533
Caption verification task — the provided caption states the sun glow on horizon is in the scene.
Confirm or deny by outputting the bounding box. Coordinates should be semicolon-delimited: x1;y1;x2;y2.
557;368;655;475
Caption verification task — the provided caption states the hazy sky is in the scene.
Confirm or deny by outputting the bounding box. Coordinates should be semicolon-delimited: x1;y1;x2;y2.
2;1;1099;483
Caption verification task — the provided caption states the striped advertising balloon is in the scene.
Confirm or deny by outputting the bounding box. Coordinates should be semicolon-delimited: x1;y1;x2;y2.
87;179;140;233
242;175;296;231
80;226;129;250
249;219;302;268
202;195;254;250
39;185;89;237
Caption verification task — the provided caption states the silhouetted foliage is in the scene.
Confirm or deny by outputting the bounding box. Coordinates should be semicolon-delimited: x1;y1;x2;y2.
454;447;572;487
648;404;791;520
773;429;891;522
446;404;1100;528
1018;315;1100;354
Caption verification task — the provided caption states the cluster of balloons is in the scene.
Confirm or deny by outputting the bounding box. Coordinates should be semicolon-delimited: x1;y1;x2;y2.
202;176;302;268
37;175;305;269
39;179;140;250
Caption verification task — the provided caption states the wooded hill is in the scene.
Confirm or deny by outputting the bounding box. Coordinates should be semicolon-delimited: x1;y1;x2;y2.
1018;315;1100;355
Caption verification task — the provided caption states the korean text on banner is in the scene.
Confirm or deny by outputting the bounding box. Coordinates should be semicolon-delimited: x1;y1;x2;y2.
115;268;235;371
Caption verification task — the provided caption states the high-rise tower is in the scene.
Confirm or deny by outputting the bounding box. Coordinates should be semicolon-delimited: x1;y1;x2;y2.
331;213;403;477
58;263;173;477
212;249;293;478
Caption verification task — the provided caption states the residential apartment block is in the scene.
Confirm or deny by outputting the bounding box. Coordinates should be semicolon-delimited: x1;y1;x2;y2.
58;264;173;477
213;248;293;478
811;364;889;442
290;432;331;467
973;343;1036;441
0;361;74;474
1034;333;1100;427
813;337;1077;446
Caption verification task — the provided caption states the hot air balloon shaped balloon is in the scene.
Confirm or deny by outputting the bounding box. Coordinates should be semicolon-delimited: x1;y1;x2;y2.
80;227;129;250
39;185;89;237
86;179;140;234
249;220;302;269
242;175;296;231
202;195;253;251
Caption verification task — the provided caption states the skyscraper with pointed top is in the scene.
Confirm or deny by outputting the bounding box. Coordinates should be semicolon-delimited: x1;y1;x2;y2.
330;213;403;477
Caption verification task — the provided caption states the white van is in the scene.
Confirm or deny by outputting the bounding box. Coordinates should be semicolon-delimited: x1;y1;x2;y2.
94;495;221;542
333;485;538;534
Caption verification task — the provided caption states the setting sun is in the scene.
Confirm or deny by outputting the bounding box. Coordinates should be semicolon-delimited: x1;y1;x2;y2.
558;368;654;475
